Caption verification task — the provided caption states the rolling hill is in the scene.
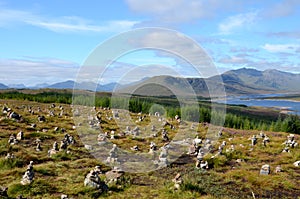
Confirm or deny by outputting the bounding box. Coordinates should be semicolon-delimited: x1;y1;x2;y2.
2;68;300;96
0;83;8;89
119;68;300;97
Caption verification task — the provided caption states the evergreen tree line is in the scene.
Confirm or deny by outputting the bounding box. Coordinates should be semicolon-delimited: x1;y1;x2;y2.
0;91;72;104
1;91;300;134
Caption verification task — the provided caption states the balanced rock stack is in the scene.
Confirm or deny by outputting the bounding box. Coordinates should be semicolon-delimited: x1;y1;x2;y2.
21;161;34;185
48;141;59;157
84;166;108;193
260;164;270;175
172;173;183;190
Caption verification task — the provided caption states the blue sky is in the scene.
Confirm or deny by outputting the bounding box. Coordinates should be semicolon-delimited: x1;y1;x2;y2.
0;0;300;86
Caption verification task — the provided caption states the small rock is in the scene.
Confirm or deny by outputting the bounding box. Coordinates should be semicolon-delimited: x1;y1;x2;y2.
275;165;282;173
260;164;270;175
293;160;300;167
61;194;68;199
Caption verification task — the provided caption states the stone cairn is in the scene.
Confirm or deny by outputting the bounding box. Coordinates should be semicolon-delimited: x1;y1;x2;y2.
59;140;68;151
37;115;46;122
36;142;42;152
259;132;270;146
187;143;197;156
187;136;202;156
97;132;107;145
132;126;140;137
275;165;282;173
161;129;169;142
195;148;208;169
157;145;168;168
217;141;226;155
130;145;139;151
262;136;270;146
62;133;75;145
260;164;270;175
106;144;119;164
5;153;15;159
8;134;18;145
149;142;157;154
151;125;156;132
84;166;108;192
250;135;257;146
110;130;115;140
20;161;34;185
172;173;183;190
16;131;24;141
48;141;59;157
282;134;298;153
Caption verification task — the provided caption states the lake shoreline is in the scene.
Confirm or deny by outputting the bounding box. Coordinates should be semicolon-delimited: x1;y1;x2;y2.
217;93;300;115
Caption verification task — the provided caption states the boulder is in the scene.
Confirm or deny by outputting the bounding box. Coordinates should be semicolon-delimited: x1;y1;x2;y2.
105;167;125;184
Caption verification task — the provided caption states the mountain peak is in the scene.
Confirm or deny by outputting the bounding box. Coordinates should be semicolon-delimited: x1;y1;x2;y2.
263;69;292;75
228;68;262;76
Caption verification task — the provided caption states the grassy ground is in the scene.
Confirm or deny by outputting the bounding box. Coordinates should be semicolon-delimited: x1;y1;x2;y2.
0;99;299;199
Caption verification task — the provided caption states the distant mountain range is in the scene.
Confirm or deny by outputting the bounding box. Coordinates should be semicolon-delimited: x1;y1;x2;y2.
1;68;300;97
0;80;120;92
0;83;8;89
117;68;300;97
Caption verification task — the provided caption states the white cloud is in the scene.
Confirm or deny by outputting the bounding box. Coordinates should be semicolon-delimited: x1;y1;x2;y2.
103;63;184;84
262;43;299;53
0;7;138;33
219;56;249;64
29;19;138;33
267;31;300;39
218;12;258;35
126;0;241;24
230;47;259;53
264;0;300;18
0;58;79;86
135;30;218;77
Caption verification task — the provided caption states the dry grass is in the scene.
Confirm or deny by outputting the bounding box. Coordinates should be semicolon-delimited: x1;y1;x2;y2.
0;99;299;199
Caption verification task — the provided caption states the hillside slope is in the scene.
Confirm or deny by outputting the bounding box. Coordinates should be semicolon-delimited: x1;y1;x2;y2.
119;68;300;97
